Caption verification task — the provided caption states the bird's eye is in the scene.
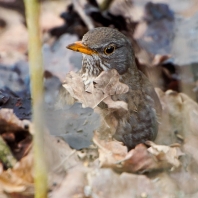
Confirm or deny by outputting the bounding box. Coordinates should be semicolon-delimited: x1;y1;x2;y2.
104;45;115;55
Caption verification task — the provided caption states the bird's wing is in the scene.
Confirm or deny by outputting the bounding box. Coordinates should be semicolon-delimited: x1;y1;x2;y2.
140;71;162;123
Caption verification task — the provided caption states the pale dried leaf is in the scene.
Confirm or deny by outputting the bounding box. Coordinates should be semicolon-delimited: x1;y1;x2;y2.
103;96;128;113
93;69;129;95
63;71;106;108
93;132;127;168
147;141;183;168
62;70;129;110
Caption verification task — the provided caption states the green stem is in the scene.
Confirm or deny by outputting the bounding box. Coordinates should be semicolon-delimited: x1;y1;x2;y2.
0;136;17;169
24;0;47;198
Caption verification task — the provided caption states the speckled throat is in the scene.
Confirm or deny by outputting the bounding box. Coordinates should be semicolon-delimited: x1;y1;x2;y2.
80;54;111;86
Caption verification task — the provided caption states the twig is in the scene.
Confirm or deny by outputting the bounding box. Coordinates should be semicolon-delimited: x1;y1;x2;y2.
72;0;94;30
24;0;47;198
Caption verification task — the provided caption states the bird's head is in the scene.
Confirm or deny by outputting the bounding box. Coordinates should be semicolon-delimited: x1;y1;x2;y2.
66;27;135;75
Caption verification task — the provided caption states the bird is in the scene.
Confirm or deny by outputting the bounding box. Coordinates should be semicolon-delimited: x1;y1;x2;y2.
65;27;161;150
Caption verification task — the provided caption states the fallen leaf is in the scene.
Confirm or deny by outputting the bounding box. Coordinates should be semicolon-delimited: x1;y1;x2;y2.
62;71;106;108
103;96;128;113
147;141;183;169
93;69;129;95
63;69;129;111
93;132;127;168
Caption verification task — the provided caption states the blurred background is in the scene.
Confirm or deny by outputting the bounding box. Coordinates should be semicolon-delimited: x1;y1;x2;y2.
0;0;198;149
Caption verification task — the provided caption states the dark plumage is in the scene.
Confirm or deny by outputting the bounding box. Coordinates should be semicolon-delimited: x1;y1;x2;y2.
66;27;161;150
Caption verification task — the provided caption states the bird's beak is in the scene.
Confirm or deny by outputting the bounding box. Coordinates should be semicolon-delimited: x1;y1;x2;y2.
66;41;96;55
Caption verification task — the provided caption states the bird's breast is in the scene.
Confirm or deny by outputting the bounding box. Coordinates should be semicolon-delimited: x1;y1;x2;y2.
81;55;103;87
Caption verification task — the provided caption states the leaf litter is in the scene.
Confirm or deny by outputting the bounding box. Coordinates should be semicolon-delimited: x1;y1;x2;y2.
1;64;198;197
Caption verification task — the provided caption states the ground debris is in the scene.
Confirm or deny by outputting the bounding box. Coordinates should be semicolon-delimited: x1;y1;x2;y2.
93;132;183;173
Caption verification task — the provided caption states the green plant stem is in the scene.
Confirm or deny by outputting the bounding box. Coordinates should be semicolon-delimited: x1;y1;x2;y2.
24;0;47;198
0;136;17;169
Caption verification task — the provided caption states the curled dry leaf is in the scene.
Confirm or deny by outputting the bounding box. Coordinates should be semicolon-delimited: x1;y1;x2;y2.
62;69;129;111
103;96;128;113
93;132;128;168
146;141;183;169
62;71;106;108
93;69;129;95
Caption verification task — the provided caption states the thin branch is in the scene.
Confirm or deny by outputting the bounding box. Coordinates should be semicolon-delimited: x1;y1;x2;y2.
72;0;94;30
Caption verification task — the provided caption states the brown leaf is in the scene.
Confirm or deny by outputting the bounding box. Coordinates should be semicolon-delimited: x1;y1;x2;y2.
93;69;129;95
93;132;127;168
146;141;183;169
103;96;128;113
62;69;129;110
63;71;106;108
121;144;157;173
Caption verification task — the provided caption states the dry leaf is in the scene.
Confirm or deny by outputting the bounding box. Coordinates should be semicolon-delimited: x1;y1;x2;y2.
93;69;129;95
93;132;127;168
62;71;106;108
147;141;183;169
103;96;128;113
62;69;129;110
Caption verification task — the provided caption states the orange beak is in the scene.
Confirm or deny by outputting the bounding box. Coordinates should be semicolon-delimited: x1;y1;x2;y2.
66;41;96;55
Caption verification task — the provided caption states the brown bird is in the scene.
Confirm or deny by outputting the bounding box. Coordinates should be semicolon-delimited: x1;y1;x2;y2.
65;27;161;150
